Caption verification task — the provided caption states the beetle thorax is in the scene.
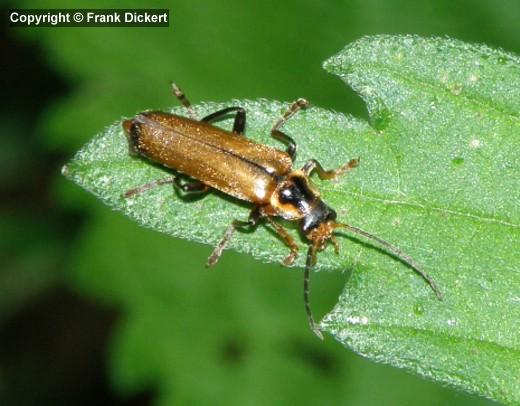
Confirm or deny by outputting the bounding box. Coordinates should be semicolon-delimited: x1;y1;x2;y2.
270;172;320;221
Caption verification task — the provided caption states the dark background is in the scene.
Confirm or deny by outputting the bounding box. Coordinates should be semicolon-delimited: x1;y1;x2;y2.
2;0;519;404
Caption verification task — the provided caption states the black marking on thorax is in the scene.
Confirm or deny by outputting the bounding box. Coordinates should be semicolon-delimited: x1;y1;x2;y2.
278;176;316;211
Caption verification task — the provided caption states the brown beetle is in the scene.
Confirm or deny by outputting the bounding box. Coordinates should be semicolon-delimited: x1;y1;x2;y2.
123;84;442;338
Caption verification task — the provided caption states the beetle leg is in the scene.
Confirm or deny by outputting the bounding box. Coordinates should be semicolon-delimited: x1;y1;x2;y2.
124;175;210;199
171;82;197;120
201;107;246;135
123;177;176;198
271;98;309;161
330;235;340;254
170;83;246;134
172;177;211;201
271;130;297;161
207;207;261;266
301;158;359;180
173;177;210;194
263;217;299;266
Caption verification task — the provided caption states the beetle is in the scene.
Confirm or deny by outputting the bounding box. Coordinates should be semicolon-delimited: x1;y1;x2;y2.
122;83;442;338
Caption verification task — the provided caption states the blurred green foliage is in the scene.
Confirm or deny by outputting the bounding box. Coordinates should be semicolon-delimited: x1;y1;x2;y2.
5;0;520;404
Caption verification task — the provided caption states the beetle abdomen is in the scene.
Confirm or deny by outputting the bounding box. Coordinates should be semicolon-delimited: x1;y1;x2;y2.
123;111;292;203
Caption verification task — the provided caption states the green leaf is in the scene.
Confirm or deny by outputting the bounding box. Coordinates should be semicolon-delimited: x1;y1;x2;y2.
322;35;520;404
63;35;520;404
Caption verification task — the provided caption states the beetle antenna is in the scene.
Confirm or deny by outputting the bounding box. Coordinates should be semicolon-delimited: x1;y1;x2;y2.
304;244;324;339
333;223;443;300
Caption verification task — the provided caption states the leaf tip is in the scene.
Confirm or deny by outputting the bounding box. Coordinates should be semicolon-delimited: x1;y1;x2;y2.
322;54;344;75
61;163;71;178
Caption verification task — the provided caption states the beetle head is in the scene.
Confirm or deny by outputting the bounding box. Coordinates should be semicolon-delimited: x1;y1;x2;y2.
304;216;339;254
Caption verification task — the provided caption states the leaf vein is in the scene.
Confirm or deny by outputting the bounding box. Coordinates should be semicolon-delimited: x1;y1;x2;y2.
350;61;520;123
333;190;520;228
